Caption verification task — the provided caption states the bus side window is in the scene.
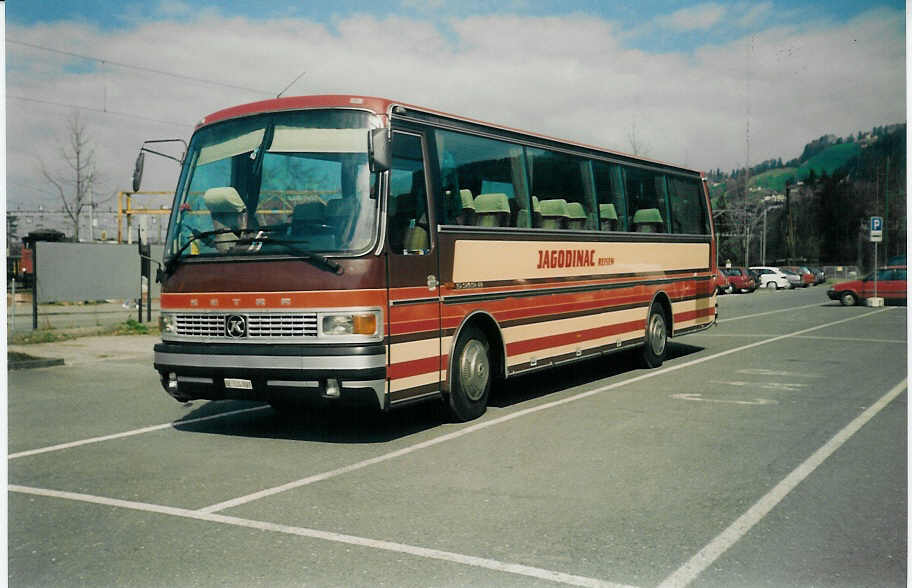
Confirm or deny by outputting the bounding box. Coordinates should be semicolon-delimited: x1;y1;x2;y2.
434;129;530;228
667;176;708;234
389;133;430;255
525;147;595;231
624;166;668;233
592;161;627;231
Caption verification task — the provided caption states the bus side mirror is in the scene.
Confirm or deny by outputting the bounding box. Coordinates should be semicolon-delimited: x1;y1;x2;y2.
368;128;391;173
132;151;145;192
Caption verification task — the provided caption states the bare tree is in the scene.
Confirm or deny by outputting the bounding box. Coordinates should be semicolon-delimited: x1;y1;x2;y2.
40;112;100;241
627;118;651;157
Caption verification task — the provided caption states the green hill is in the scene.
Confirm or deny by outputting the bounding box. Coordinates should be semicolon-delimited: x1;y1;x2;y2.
751;167;799;193
796;141;860;180
726;142;863;196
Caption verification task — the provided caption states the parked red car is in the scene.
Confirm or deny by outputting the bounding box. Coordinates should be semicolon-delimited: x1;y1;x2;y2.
827;265;907;306
782;266;815;287
721;267;757;293
715;269;731;294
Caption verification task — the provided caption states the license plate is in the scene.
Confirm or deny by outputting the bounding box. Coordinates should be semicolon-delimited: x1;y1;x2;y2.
224;378;253;390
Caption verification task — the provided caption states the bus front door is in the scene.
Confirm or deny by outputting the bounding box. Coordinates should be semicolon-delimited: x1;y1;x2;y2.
385;130;442;407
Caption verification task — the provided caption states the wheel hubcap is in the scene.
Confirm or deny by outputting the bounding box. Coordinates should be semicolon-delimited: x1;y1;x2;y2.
459;339;489;402
648;312;667;356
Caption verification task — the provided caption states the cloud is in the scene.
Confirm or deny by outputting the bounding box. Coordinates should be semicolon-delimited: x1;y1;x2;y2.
655;3;727;32
156;0;192;17
5;7;905;219
736;2;773;28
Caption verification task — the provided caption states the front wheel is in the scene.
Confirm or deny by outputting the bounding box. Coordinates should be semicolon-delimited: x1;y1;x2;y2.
640;304;668;368
840;291;857;306
447;326;491;422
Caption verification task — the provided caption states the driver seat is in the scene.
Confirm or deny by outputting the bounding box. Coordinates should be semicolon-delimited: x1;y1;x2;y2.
203;187;247;253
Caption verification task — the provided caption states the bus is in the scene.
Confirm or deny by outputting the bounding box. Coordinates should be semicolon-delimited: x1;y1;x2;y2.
143;95;717;422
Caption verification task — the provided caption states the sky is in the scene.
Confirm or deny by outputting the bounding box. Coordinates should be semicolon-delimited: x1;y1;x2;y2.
3;1;907;231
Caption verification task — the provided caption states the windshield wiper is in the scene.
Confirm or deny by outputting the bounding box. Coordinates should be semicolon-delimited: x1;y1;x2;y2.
162;227;244;276
235;232;344;275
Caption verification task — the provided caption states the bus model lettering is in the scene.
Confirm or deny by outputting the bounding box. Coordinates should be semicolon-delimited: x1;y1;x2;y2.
536;249;596;269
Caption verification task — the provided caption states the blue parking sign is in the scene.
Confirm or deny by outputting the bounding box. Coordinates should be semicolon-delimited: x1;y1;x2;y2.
870;216;883;242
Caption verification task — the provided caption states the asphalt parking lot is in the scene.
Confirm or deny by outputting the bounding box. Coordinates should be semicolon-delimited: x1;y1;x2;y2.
8;286;907;587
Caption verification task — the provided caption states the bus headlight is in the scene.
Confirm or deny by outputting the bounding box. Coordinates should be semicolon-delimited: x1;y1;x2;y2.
319;312;379;337
159;313;177;334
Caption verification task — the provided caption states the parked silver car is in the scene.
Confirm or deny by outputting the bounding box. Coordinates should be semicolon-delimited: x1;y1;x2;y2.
748;266;792;290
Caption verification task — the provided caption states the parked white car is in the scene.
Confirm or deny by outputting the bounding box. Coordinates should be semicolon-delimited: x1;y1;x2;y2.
749;266;791;290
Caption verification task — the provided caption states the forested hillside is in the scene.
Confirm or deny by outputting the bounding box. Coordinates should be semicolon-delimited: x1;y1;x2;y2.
711;124;905;269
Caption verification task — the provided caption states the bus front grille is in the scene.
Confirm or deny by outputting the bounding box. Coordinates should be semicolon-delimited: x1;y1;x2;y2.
174;313;319;338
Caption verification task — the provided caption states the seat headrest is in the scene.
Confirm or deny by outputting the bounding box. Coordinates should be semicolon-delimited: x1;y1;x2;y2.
633;208;664;224
539;198;569;218
474;193;510;214
599;203;618;221
204;187;246;213
565;202;587;220
458;189;475;210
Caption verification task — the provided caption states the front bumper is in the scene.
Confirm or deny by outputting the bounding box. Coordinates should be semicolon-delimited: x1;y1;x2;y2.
827;289;839;301
153;342;387;409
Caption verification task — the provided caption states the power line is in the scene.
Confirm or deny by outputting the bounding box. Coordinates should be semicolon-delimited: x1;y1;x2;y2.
8;39;275;97
8;95;193;128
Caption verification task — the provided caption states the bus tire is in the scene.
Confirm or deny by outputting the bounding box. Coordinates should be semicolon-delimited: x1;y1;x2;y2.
640;304;668;369
447;326;491;422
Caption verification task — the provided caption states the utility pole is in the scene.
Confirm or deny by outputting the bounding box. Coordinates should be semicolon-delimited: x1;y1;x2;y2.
884;156;890;262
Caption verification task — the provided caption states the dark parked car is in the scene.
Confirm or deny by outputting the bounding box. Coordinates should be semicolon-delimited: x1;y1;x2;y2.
806;266;826;285
722;267;757;293
827;265;907;306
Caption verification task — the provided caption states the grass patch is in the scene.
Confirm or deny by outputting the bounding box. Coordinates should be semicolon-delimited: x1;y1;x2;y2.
9;330;76;345
9;320;160;345
111;319;152;335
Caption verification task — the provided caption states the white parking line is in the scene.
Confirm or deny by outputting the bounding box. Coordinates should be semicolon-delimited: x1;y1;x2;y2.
694;333;906;344
8;406;270;460
793;335;906;344
7;484;633;588
717;302;830;323
657;377;907;588
199;307;889;514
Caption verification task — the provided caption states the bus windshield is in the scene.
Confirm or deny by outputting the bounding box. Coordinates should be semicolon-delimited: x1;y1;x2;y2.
164;110;380;262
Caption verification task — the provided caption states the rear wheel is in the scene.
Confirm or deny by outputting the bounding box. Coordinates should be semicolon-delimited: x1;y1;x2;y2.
840;291;857;306
766;281;778;290
640;304;668;368
447;326;491;422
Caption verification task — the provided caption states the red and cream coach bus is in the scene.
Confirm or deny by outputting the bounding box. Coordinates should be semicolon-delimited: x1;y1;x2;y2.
141;95;716;422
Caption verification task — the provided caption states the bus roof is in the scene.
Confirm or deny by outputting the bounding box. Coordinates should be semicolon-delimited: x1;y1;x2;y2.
198;94;704;176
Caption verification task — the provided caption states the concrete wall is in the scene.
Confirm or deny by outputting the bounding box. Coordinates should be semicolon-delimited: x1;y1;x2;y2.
34;242;159;303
